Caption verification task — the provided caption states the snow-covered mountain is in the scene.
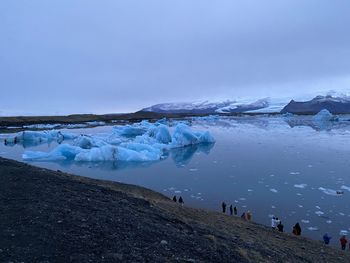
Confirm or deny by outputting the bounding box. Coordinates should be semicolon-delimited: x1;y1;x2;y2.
141;98;272;114
281;95;350;114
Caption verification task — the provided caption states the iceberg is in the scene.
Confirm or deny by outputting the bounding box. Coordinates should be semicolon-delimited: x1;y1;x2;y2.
22;120;215;163
23;144;82;161
312;109;338;122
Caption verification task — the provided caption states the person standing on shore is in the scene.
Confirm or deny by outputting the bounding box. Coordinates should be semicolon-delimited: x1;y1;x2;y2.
234;206;237;215
178;196;184;206
222;202;227;213
229;205;233;215
323;233;331;245
340;235;347;250
292;223;301;236
277;221;284;232
246;211;252;221
172;196;177;202
271;217;277;229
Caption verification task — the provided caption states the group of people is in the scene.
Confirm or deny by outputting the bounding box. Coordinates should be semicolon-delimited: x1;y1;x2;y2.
221;202;252;221
172;195;184;205
271;216;285;232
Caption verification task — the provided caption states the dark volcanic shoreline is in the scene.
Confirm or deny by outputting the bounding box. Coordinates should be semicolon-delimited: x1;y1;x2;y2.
1;157;349;262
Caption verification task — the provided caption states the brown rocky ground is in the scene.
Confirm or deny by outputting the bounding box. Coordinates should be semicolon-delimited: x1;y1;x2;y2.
0;157;349;263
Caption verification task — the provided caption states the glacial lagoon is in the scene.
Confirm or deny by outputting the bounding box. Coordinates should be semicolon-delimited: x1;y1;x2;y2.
1;115;350;243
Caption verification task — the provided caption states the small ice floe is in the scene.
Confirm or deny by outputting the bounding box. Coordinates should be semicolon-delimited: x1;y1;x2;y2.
289;172;301;175
339;212;345;216
247;189;253;192
297;204;303;208
315;211;325;216
239;197;246;201
301;219;310;224
169;187;175;191
270;174;275;177
175;190;181;194
234;200;239;203
296;193;302;196
326;220;332;224
241;205;247;208
184;189;189;192
340;230;349;235
189;168;198;172
294;184;307;189
163;189;168;192
284;182;289;185
270;188;278;193
341;185;350;192
318;187;341;196
190;195;196;198
197;193;201;195
307;227;319;231
307;164;313;168
271;205;276;209
315;206;321;209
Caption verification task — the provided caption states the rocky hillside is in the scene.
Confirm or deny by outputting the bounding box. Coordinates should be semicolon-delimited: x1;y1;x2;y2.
1;157;349;262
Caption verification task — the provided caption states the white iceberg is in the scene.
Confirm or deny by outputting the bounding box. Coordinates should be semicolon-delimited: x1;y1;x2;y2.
22;121;215;163
312;109;338;122
294;184;307;189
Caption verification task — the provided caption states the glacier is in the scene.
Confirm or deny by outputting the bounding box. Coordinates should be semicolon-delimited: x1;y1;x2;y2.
22;121;215;162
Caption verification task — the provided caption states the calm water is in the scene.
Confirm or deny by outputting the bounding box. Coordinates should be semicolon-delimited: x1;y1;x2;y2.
1;116;350;244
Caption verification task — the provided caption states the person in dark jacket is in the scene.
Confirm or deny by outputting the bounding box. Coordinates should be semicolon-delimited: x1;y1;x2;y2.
323;233;331;245
222;202;227;213
277;221;284;232
172;196;177;202
340;235;347;250
229;205;233;215
234;206;237;215
292;223;301;236
178;196;184;206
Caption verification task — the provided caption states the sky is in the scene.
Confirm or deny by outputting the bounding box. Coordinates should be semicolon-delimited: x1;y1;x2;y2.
1;0;350;115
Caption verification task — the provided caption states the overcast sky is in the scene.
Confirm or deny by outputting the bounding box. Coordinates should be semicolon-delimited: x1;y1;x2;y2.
1;0;350;115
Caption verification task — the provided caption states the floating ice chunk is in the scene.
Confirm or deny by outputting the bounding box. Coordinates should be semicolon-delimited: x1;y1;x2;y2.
294;184;307;189
339;212;345;216
145;124;172;144
298;204;303;208
315;211;325;216
307;227;319;231
326;220;332;224
247;189;253;192
312;109;338;122
74;135;107;149
23;144;81;161
174;190;181;194
170;123;215;148
296;193;302;196
307;164;313;168
270;188;278;193
301;219;310;224
239;197;246;201
340;230;349;235
289;172;300;175
318;187;339;196
86;121;106;126
315;206;321;209
341;185;350;192
189;168;198;172
271;205;276;209
113;121;150;137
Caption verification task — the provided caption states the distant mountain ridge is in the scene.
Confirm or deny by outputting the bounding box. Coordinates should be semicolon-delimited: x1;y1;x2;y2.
141;98;270;114
281;95;350;114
